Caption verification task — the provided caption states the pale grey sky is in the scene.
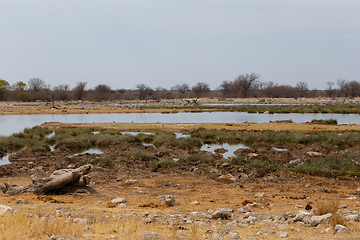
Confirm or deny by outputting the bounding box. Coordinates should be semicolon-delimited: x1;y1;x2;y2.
0;0;359;90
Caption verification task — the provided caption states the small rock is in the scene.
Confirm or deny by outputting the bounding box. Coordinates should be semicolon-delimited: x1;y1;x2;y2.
15;199;29;204
141;232;160;240
306;151;323;157
159;195;175;207
255;192;265;198
229;232;240;239
347;196;357;200
346;214;359;222
295;204;303;208
334;224;348;234
0;205;13;215
321;227;332;234
217;174;237;182
191;201;200;205
280;232;288;238
357;187;360;192
218;228;230;236
339;204;347;209
212;233;224;240
212;208;234;220
306;213;332;227
125;179;138;185
111;197;128;204
117;203;127;208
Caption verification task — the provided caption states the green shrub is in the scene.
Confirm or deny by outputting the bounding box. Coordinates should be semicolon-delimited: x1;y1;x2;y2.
311;119;338;125
127;150;157;162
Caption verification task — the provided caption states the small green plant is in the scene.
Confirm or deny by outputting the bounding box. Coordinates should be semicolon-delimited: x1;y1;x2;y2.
127;150;157;162
311;119;338;125
89;156;111;166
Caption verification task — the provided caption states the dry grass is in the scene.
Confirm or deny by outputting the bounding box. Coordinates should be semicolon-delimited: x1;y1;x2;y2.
314;201;339;215
315;201;349;229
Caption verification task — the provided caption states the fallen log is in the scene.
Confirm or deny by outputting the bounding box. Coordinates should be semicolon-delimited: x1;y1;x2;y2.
1;164;92;195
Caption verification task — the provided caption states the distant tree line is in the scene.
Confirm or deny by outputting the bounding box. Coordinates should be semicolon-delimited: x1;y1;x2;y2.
0;74;359;102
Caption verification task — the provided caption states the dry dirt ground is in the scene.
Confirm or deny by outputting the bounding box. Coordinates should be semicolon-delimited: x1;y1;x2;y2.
2;171;360;239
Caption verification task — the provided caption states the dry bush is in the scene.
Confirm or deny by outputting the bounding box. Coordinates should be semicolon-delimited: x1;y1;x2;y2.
315;201;348;228
331;213;348;228
314;201;338;215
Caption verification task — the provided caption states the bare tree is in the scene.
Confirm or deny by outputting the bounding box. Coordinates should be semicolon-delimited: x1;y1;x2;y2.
192;82;210;99
337;79;347;97
53;84;70;101
93;84;112;101
73;82;87;100
296;82;309;97
346;80;360;97
326;81;335;97
233;73;260;98
136;84;153;100
171;84;190;98
28;78;46;93
219;81;233;97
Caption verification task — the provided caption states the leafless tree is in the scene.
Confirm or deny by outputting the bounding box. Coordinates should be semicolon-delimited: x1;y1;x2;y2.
233;73;260;98
53;84;70;101
337;79;347;97
326;81;335;97
136;84;153;100
219;81;233;97
28;78;46;93
192;82;210;99
73;82;87;100
296;82;309;97
171;84;190;98
346;80;360;97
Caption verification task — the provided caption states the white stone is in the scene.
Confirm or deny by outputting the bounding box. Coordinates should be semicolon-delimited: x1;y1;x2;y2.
212;208;234;220
158;195;175;207
334;225;348;234
191;201;200;205
111;198;128;204
255;192;266;198
346;214;359;222
306;151;323;157
117;203;127;208
0;205;12;215
229;232;240;239
306;213;332;227
280;232;288;238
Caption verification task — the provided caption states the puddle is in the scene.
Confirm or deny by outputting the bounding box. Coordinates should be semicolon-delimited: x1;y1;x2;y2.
0;150;21;166
50;145;55;151
143;143;157;150
175;133;190;138
122;132;154;136
173;158;180;162
272;147;288;152
47;131;55;138
201;143;249;159
0;153;12;166
69;148;104;158
92;131;100;135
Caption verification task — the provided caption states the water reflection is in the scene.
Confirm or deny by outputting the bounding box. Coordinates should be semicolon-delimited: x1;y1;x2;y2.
201;143;249;159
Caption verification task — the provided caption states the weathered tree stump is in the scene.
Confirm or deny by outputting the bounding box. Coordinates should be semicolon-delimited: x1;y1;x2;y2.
1;164;93;195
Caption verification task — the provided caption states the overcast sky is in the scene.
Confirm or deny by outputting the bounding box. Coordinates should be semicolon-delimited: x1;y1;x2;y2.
0;0;359;90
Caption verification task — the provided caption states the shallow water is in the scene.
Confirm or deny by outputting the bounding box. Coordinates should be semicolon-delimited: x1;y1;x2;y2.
1;112;359;136
200;143;249;159
69;148;104;158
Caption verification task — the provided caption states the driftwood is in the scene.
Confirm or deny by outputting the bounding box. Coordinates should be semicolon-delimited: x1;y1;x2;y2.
1;164;93;195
